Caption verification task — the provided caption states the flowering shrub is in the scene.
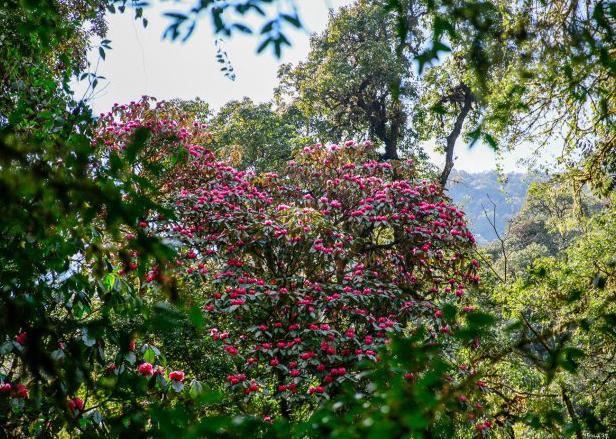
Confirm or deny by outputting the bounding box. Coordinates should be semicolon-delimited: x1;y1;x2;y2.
96;100;480;418
93;96;213;198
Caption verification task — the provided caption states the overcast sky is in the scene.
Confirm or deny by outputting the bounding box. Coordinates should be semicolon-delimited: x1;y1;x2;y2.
75;0;546;173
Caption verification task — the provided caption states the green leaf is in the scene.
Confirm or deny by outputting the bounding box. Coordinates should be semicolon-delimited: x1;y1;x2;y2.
0;342;13;355
189;305;205;329
171;380;184;392
125;351;137;365
559;347;585;373
257;37;272;54
281;13;301;28
50;349;65;361
143;347;156;363
233;23;252;34
189;379;204;399
82;328;96;347
103;273;116;291
483;133;498;150
593;273;607;289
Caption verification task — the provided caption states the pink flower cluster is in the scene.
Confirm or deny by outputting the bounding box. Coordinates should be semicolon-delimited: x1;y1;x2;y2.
0;382;28;399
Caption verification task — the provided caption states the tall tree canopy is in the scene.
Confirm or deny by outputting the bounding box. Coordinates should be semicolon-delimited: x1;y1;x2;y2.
275;0;421;161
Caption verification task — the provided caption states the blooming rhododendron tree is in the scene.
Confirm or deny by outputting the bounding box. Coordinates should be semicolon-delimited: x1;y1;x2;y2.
97;98;480;419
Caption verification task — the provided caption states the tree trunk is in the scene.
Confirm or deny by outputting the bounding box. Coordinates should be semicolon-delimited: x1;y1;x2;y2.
280;397;291;420
439;84;474;187
560;384;583;439
382;137;399;160
371;112;399;161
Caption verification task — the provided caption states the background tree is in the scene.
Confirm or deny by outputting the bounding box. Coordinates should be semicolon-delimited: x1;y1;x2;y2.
208;98;299;172
0;0;107;129
275;0;423;160
411;0;615;192
415;56;479;186
469;181;615;437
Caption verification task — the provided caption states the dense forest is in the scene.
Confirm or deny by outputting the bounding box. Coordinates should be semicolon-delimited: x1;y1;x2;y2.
1;0;615;438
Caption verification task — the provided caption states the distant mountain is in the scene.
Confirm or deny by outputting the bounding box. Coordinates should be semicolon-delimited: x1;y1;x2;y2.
446;170;535;244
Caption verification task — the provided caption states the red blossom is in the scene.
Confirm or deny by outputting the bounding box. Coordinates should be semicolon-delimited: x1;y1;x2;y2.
137;362;154;376
13;384;28;399
15;332;27;345
68;397;85;412
169;370;185;382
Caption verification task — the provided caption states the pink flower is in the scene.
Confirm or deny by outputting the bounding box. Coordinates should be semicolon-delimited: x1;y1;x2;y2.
0;383;11;392
332;367;346;376
68;397;85;412
13;383;28;399
225;346;238;355
308;386;325;394
169;370;185;382
226;374;246;385
138;362;154;376
15;332;27;345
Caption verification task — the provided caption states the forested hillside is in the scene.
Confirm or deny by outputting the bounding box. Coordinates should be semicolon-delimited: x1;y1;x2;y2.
447;170;535;243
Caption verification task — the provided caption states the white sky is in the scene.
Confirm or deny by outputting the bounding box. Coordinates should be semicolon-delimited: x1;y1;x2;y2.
76;0;545;173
